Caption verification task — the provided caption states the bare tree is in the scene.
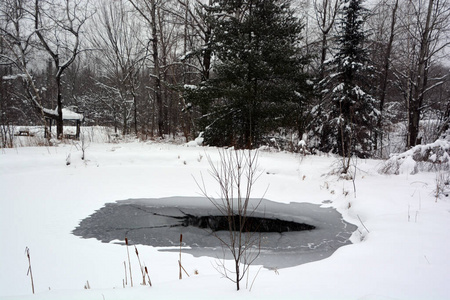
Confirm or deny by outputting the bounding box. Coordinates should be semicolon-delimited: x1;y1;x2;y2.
0;0;54;140
175;0;214;82
308;0;342;152
33;0;92;139
313;0;341;81
394;0;450;148
128;0;198;138
369;0;399;157
196;149;263;291
128;0;166;137
89;0;148;135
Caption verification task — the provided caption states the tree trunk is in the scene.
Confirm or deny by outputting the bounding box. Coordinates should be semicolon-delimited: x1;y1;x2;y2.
202;27;212;82
407;0;433;148
201;0;213;82
150;0;163;137
436;102;450;139
123;106;128;136
235;260;240;291
133;91;138;135
376;0;398;156
56;75;64;139
408;102;421;146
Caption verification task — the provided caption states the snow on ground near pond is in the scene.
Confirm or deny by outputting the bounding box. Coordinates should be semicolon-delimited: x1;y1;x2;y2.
1;140;449;300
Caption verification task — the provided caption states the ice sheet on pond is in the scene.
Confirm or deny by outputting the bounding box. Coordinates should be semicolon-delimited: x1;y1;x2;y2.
73;197;357;269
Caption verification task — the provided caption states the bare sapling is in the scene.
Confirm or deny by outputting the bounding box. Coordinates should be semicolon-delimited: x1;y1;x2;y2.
196;149;264;291
339;103;351;175
73;131;89;161
352;159;357;197
434;165;450;201
25;247;35;294
80;132;88;160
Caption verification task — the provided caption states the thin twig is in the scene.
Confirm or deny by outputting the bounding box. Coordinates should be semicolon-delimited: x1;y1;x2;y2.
249;266;262;292
357;214;370;233
25;247;35;294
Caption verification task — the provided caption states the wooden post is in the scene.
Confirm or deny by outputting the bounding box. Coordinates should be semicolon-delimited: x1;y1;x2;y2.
76;120;81;139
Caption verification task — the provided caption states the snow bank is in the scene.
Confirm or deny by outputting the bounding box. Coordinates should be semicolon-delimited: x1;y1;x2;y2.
380;139;450;174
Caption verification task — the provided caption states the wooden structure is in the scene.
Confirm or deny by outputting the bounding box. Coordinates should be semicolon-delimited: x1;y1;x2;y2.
45;108;84;139
14;129;35;137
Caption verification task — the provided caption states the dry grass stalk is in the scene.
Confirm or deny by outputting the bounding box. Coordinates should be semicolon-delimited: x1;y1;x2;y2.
179;234;189;279
179;234;182;279
125;238;133;287
25;247;35;294
178;261;190;278
84;280;91;289
144;266;152;286
134;246;146;285
123;261;127;286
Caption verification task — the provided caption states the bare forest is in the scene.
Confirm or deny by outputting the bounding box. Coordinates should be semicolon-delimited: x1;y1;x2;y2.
1;0;449;157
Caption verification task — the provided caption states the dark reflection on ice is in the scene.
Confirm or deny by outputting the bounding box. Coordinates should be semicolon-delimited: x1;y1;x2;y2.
73;197;357;269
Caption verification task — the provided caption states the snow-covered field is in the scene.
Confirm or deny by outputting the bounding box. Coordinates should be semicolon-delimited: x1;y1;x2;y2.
1;136;449;299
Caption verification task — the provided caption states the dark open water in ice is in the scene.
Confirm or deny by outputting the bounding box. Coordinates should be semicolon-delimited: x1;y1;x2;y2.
73;197;357;269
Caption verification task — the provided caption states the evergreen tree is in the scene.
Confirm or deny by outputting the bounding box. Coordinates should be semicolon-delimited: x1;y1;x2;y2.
317;0;378;161
185;0;311;148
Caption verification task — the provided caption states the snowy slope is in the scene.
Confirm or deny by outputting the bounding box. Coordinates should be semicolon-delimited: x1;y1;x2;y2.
1;141;449;299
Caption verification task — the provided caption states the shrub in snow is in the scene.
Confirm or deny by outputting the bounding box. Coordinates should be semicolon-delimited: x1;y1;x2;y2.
66;153;71;166
185;132;204;147
380;139;450;175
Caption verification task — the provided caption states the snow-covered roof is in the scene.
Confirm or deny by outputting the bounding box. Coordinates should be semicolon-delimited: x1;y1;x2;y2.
43;107;84;121
61;108;84;121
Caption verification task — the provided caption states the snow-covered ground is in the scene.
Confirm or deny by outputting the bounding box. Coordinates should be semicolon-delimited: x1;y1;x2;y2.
1;138;449;299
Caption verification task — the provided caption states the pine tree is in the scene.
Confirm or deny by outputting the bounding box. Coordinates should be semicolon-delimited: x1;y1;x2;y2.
185;0;311;149
318;0;378;163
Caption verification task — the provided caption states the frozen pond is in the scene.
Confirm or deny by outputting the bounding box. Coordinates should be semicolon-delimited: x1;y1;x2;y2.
73;197;357;269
